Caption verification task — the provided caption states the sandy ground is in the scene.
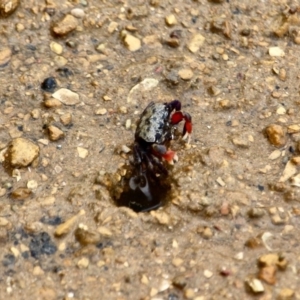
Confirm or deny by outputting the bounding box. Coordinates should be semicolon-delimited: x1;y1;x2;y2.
0;0;300;299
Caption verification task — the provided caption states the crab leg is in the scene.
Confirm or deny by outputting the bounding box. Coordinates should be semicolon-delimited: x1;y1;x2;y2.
152;144;178;165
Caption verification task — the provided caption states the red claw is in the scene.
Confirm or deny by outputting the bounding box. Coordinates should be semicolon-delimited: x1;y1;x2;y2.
171;111;192;142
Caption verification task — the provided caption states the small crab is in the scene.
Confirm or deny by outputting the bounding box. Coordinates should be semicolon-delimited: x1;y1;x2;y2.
130;100;192;190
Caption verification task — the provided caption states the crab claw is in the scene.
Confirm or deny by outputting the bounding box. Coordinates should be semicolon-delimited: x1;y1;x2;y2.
171;111;192;143
152;144;178;165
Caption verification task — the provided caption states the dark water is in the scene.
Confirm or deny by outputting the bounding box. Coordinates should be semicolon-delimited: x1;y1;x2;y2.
114;172;171;212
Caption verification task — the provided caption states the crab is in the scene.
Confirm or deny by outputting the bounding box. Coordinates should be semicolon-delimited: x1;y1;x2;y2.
130;100;192;190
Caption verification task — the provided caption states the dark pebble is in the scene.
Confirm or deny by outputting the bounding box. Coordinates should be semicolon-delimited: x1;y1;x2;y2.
96;241;113;249
165;71;179;86
168;294;179;300
26;44;37;51
29;232;57;258
172;275;187;289
22;251;30;259
52;265;63;273
41;77;57;92
2;254;15;267
56;67;73;78
170;30;182;39
66;40;77;48
40;216;63;226
258;184;264;191
103;64;114;71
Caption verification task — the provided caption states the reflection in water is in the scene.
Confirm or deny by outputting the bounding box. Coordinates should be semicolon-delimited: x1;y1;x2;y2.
129;174;151;200
115;171;170;212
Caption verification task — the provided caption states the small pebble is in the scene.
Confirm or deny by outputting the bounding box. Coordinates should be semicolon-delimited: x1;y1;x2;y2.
258;253;288;270
54;56;68;67
60;113;72;126
74;226;101;245
125;119;131;129
50;41;63;55
27;180;38;190
265;124;286;147
33;266;44;276
48;125;64;141
165;38;180;48
97;226;112;237
210;17;231;38
10;187;32;200
52;88;80;105
0;47;12;67
121;145;131;153
271;214;286;225
232;137;249;148
150;210;170;225
0;0;19;17
44;98;62;108
15;23;24;32
178;68;193;80
203;269;213;278
51;14;78;36
6;137;39;167
277;288;295;300
172;257;183;267
123;33;141;51
269;46;285;57
172;275;187;289
279;160;297;182
278;68;287;81
107;21;118;33
31;108;40;119
77;147;88;158
141;274;149;285
245;278;264;293
165;14;177;26
258;265;276;285
187;34;205;53
268;149;281;160
247;208;265;218
55;211;85;237
200;226;213;239
77;257;89;269
287;124;300;133
95;108;107;115
184;288;195;299
276;106;286;115
103;95;111;101
70;8;85;18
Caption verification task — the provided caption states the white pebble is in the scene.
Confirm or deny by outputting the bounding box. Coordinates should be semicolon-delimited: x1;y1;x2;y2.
71;8;85;18
269;46;285;57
